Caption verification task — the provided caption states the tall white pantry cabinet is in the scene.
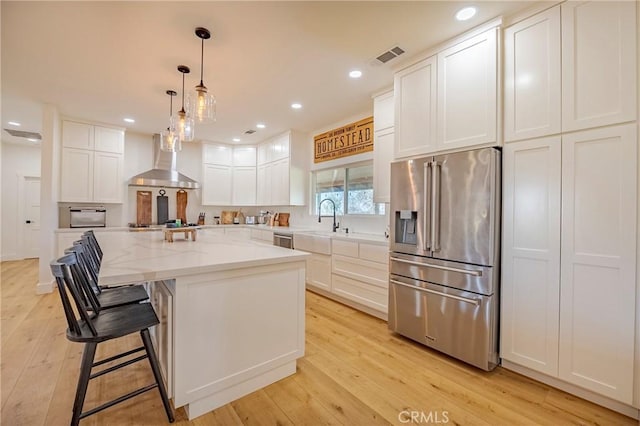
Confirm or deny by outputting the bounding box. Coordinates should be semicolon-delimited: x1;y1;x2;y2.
501;1;639;413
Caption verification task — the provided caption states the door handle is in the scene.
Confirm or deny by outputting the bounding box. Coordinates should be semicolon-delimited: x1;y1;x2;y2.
25;220;32;224
424;161;431;250
390;256;482;276
431;161;441;252
390;279;480;306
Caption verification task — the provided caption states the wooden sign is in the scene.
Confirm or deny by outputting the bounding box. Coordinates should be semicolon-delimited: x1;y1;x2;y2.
314;116;374;163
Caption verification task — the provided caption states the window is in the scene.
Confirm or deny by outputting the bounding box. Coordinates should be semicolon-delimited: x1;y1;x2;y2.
314;163;385;216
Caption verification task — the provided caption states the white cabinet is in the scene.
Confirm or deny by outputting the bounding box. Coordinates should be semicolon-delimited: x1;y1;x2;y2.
60;120;124;203
437;27;497;150
232;166;256;206
202;164;232;205
149;280;174;398
249;228;273;243
561;1;636;132
558;124;637;403
504;6;561;142
394;56;437;158
294;233;332;292
501;136;561;376
255;130;308;206
501;125;638;405
373;90;394;203
331;239;389;315
203;143;256;206
393;25;498;158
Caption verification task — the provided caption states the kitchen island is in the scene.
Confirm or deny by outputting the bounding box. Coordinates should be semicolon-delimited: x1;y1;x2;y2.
95;229;309;420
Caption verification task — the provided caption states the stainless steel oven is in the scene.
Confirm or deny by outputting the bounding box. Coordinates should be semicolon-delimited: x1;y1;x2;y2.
273;232;294;249
70;207;106;228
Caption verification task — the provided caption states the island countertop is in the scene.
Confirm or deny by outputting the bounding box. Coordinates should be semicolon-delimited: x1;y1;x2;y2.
96;228;309;287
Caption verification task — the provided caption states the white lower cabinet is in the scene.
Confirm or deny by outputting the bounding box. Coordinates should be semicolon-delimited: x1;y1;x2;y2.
501;124;638;405
148;280;174;398
249;228;273;243
307;253;332;292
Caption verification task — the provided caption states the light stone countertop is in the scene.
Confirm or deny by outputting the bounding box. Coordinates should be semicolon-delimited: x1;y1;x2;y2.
96;228;309;287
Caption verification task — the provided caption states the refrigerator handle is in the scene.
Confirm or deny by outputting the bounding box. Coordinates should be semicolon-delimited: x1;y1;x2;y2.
390;279;480;306
424;161;432;250
431;161;441;252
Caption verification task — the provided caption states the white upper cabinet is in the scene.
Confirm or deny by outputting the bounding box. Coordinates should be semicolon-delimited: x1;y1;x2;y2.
437;27;497;150
60;120;124;203
232;166;257;206
561;1;636;132
203;143;232;166
94;126;125;153
504;6;561;142
394;56;437;158
501;136;561;376
202;163;232;205
232;146;257;167
559;124;637;404
373;90;394;203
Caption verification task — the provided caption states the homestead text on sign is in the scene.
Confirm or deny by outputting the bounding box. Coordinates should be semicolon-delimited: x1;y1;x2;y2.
314;116;374;163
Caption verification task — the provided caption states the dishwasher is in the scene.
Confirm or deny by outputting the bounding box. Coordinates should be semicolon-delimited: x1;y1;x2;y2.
273;232;294;249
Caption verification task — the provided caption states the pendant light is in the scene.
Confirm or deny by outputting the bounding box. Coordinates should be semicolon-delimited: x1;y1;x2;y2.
160;90;180;152
188;27;216;123
170;65;195;142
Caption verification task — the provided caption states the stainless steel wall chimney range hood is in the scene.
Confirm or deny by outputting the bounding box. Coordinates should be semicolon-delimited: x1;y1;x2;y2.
128;134;200;189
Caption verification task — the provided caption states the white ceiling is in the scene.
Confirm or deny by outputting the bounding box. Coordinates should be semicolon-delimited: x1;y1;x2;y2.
1;1;532;146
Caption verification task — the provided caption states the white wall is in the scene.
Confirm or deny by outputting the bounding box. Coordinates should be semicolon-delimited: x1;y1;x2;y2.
1;142;41;260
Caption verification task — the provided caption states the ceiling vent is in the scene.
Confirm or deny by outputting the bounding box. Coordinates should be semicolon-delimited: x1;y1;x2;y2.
244;129;256;134
3;128;42;140
375;46;405;64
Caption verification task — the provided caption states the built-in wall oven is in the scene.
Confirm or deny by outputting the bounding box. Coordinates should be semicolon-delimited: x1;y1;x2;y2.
388;147;501;371
273;232;294;249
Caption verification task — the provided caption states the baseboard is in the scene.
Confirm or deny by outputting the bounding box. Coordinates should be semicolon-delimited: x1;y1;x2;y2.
501;360;640;420
0;254;20;262
36;280;55;294
306;285;388;321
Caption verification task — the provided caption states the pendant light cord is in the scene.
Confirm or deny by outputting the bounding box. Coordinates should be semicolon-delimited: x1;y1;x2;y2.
180;71;186;113
200;38;205;86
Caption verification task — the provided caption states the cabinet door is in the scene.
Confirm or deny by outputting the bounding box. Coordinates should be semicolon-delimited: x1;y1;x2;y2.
203;143;232;166
272;133;290;161
307;253;332;292
373;128;394;203
93;152;123;203
60;148;93;202
62;121;93;149
559;124;637;404
257;143;270;165
394;56;437;158
256;164;272;206
504;6;561;142
232;166;257;206
202;164;232;205
94;126;124;154
272;159;289;205
437;28;497;150
232;146;257;167
373;90;394;133
561;1;636;132
501;136;561;376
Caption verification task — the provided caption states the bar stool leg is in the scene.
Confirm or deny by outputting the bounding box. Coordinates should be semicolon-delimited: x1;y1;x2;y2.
72;342;97;426
140;329;175;422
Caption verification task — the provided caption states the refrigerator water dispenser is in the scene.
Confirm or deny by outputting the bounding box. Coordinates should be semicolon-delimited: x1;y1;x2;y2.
395;210;417;245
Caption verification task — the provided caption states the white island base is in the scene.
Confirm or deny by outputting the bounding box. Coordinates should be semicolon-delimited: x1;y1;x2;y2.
171;263;305;419
96;230;307;420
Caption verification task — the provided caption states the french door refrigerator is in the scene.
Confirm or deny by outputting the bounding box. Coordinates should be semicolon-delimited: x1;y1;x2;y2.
388;147;501;371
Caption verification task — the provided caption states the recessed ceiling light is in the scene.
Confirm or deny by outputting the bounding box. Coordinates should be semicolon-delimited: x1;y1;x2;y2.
456;7;476;21
291;103;302;109
256;123;266;129
349;70;362;79
8;121;21;126
232;138;241;142
123;118;135;123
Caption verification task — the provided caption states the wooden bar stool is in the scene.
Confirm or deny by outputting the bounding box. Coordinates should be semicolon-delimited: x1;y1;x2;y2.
50;253;174;426
65;242;148;312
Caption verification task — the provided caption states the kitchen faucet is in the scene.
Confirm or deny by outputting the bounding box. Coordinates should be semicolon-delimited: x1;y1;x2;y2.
318;199;339;232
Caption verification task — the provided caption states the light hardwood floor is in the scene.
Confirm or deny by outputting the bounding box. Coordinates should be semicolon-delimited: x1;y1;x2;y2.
1;259;636;425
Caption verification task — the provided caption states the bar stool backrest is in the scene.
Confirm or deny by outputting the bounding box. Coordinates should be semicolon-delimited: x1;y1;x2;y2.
64;243;102;313
83;230;103;260
50;253;98;337
80;234;101;275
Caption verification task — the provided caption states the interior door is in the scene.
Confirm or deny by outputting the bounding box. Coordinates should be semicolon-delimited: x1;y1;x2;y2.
22;177;41;259
432;148;499;266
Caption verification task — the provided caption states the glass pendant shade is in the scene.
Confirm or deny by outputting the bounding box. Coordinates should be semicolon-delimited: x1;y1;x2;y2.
171;110;195;142
188;85;216;123
160;128;181;152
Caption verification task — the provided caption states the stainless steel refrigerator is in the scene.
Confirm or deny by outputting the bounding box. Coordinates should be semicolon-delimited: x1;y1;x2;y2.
388;147;501;371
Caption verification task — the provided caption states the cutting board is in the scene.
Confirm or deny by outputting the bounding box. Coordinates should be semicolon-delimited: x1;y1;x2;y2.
157;189;168;225
136;191;152;225
176;189;188;224
221;210;236;225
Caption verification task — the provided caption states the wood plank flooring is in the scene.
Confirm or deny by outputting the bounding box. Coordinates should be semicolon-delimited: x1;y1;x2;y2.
1;259;636;425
